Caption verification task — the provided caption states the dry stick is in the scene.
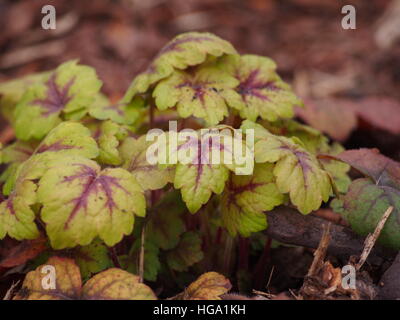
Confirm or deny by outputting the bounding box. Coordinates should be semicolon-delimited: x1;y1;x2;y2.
355;206;394;271
3;281;20;300
264;207;393;262
307;222;332;277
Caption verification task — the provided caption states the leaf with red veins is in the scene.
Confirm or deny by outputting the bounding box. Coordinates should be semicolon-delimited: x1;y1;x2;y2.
123;32;237;102
221;164;284;236
14;257;156;300
14;60;102;140
168;128;252;213
120;135;174;190
153;66;241;125
37;156;145;249
0;180;39;241
221;55;303;122
242;121;332;214
8;122;99;195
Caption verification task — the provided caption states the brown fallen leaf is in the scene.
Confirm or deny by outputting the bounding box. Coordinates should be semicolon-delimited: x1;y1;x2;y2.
0;236;47;268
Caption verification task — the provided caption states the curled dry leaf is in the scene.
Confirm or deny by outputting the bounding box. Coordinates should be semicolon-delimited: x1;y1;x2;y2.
182;272;232;300
14;256;156;300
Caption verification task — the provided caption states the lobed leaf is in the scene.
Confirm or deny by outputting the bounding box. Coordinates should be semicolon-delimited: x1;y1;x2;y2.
153;66;240;125
221;164;284;236
0;180;39;240
120;135;174;191
15;257;156;300
332;178;400;249
73;239;113;280
146;191;186;250
222;55;303;122
166;231;204;272
37;156;145;249
242;121;332;214
123;32;237;102
14;61;102;140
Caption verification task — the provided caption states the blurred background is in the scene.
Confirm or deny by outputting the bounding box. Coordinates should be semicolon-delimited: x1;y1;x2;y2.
0;0;399;158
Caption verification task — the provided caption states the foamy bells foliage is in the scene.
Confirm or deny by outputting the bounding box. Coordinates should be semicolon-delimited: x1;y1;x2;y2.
0;32;345;253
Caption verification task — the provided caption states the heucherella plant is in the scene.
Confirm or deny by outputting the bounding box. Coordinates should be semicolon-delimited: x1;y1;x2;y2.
0;32;353;300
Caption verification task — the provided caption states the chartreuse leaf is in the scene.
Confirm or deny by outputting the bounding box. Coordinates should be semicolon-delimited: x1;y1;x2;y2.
88;93;142;125
221;55;303;122
242;121;332;214
96;120;127;166
175;163;229;213
0;180;39;240
36;156;145;249
262;119;351;193
15;256;156;300
159;128;253;213
123;32;237;102
153;65;241;125
120;135;174;191
332;178;400;249
221;164;284;237
166;232;204;272
146;191;186;250
120;240;160;282
14;60;102;140
8;121;99;192
0;71;50;122
73;239;113;280
181;272;232;300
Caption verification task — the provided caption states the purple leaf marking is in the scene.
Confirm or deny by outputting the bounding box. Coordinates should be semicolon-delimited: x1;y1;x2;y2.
33;74;75;116
61;164;130;229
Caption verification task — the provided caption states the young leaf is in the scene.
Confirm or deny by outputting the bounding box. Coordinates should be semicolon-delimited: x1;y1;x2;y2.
153;66;240;125
182;272;232;300
222;55;303;122
164;128;253;213
14;256;156;300
332;178;400;249
96;120;127;166
221;164;284;237
123;32;237;102
166;231;204;272
14;60;102;140
120;136;174;191
0;71;50;122
37;156;145;249
88;93;143;125
6;121;100;194
0;180;39;241
242;121;332;214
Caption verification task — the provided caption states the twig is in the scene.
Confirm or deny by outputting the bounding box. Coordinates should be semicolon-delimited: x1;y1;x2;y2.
264;207;394;263
355;206;394;271
3;281;20;300
307;222;331;277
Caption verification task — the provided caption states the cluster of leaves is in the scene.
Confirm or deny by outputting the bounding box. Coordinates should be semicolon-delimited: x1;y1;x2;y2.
0;32;355;299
